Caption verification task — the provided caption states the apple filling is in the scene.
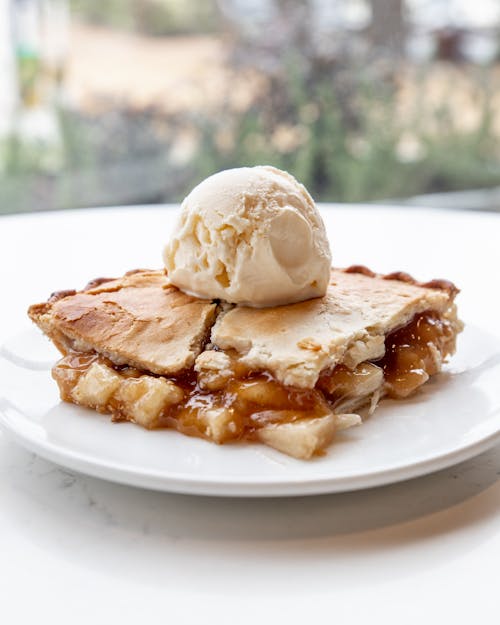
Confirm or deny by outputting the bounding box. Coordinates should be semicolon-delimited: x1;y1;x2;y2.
380;310;456;398
50;309;457;459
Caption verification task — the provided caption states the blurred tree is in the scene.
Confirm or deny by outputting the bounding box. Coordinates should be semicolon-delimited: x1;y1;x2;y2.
369;0;406;56
211;0;403;198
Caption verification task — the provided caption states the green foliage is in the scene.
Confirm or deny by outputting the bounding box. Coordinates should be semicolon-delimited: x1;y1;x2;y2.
69;0;219;36
2;60;500;213
189;63;500;203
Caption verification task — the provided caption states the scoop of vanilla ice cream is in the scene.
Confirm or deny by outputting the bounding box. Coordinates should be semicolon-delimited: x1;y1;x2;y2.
163;166;332;307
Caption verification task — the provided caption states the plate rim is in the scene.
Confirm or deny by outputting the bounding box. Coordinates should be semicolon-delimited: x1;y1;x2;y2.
2;315;500;498
3;206;500;496
1;399;500;497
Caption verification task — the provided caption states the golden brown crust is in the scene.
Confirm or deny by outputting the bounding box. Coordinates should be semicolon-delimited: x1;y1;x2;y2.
28;264;461;386
345;265;459;299
420;279;459;299
383;271;416;284
210;268;457;388
82;277;115;291
344;265;377;278
28;270;218;375
27;264;462;459
49;289;77;303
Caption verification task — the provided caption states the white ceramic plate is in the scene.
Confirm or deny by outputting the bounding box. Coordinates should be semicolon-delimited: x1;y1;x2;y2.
1;206;500;496
1;321;500;496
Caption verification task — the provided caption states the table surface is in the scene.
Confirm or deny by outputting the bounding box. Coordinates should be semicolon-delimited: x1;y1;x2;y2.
1;204;499;624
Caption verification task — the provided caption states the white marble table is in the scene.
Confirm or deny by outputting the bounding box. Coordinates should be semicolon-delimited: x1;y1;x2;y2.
1;205;499;624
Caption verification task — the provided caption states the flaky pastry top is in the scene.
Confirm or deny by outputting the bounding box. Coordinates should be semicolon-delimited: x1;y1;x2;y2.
29;266;459;388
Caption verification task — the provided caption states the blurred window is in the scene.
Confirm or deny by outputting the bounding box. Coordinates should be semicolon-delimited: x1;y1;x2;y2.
1;0;499;214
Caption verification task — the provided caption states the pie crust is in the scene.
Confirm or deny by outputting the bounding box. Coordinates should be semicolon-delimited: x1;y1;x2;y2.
28;266;462;459
212;268;456;388
28;270;218;375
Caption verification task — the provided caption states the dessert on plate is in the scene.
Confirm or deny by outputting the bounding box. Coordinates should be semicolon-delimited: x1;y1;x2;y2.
28;166;462;459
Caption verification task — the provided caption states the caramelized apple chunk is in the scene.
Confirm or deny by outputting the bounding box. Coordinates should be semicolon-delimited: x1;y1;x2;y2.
257;414;337;459
318;362;383;398
113;376;184;428
49;308;458;459
71;362;122;409
380;311;456;398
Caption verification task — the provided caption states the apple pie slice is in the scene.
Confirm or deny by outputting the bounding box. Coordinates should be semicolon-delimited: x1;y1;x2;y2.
28;266;462;459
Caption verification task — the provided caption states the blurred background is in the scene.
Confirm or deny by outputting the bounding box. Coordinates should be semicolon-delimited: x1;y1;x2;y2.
1;0;500;214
